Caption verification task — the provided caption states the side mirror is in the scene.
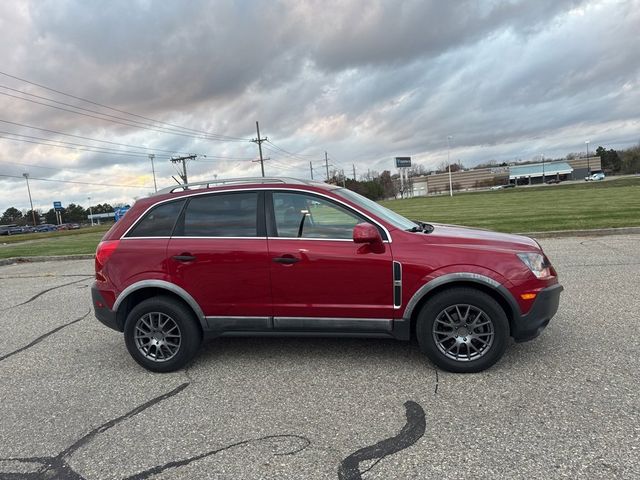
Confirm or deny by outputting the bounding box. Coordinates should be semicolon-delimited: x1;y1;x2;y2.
353;223;382;244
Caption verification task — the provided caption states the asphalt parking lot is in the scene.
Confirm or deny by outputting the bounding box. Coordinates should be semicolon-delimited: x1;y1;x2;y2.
0;234;638;479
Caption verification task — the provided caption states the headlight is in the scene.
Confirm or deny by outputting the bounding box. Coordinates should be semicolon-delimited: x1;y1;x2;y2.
517;252;554;279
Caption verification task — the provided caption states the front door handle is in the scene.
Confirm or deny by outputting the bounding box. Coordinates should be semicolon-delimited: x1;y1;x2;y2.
273;256;300;264
172;254;196;262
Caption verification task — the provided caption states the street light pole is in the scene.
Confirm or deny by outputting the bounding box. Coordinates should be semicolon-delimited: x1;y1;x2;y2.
22;173;37;226
88;197;94;226
542;154;545;184
585;140;590;174
447;135;453;197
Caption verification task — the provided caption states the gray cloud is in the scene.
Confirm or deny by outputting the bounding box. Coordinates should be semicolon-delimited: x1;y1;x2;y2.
1;0;639;212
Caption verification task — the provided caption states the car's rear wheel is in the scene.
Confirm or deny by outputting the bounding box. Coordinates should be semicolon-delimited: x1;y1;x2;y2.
416;288;509;373
124;297;202;373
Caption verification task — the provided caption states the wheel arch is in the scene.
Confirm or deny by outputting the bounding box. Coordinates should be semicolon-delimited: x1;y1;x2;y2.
404;274;521;340
113;280;206;332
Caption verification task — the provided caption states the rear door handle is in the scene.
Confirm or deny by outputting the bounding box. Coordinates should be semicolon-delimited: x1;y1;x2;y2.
172;254;196;262
273;256;300;264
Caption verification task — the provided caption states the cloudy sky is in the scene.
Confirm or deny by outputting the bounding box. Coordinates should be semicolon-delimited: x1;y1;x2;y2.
0;0;639;212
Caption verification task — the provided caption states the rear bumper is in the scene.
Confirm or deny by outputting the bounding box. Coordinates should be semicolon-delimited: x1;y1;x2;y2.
91;285;121;332
512;283;563;342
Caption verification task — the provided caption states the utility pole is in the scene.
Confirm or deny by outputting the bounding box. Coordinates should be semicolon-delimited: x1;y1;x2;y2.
149;154;157;192
22;173;36;226
541;154;545;184
352;164;356;180
447;135;453;197
170;154;196;184
252;121;267;177
325;151;329;180
309;161;314;180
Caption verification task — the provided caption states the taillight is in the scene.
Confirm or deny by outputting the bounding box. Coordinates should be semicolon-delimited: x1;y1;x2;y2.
95;240;120;281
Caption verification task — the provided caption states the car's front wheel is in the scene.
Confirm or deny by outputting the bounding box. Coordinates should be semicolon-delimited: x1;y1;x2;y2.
124;296;202;373
416;288;509;373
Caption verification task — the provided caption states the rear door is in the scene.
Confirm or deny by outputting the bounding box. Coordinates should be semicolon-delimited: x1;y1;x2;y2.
267;190;395;333
166;190;272;329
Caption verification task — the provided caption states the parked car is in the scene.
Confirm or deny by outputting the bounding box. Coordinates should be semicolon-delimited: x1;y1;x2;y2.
8;226;26;235
92;177;562;373
0;224;18;235
585;172;605;181
35;224;58;232
545;179;561;184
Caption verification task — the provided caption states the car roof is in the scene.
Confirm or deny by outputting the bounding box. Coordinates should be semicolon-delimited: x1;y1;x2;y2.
154;177;339;196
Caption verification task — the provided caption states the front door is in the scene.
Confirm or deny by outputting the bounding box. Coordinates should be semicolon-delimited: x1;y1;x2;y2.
267;190;394;333
166;191;272;330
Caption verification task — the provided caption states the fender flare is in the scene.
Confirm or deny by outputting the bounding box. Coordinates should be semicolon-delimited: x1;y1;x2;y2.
113;279;206;329
402;272;521;322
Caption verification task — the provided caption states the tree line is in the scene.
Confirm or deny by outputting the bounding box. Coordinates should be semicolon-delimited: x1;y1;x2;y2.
1;203;114;226
594;145;640;174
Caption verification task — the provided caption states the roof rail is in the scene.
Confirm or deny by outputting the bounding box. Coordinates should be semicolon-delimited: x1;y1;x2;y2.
156;177;310;194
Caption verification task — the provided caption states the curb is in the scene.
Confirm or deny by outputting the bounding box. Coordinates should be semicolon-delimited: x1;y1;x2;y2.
520;226;640;239
0;254;94;267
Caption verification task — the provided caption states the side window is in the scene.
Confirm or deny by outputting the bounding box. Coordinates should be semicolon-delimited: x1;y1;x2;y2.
272;192;364;239
180;192;258;237
126;200;184;237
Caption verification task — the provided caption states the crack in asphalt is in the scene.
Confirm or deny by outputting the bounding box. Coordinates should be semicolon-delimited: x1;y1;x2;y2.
434;370;439;395
0;383;190;479
124;434;311;479
1;278;88;311
337;401;426;480
0;311;90;363
0;372;311;479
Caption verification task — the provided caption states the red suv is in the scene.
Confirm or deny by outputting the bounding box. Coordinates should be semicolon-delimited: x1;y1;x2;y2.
92;178;562;373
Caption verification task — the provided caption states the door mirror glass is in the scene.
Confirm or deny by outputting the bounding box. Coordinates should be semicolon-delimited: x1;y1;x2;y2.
353;223;382;244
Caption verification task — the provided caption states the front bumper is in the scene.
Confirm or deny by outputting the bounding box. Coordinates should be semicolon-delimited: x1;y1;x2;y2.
91;285;121;332
512;283;563;342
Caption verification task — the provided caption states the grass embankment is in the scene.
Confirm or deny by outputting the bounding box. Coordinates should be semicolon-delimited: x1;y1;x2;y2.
0;225;110;259
381;177;640;233
0;178;638;259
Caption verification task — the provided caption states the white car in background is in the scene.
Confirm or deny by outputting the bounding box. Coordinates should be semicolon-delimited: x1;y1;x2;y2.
585;172;605;181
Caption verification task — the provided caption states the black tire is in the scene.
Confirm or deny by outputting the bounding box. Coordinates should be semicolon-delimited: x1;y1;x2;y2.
416;288;509;373
124;296;202;373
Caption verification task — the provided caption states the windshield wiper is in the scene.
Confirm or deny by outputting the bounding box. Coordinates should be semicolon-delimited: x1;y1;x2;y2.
407;221;434;234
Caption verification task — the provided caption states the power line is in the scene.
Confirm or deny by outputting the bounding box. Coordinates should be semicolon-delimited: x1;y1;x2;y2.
0;158;106;174
0;118;192;155
0;119;254;160
0;131;172;159
0;90;250;143
0;70;249;142
0;173;152;189
265;139;315;160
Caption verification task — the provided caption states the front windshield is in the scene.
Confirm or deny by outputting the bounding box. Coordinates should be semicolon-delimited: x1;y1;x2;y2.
334;188;418;231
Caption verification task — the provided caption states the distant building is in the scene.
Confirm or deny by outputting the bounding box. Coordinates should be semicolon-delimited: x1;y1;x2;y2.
408;156;602;196
509;161;573;185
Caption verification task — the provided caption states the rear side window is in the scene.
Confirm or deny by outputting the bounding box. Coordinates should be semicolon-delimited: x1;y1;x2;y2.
179;192;258;237
126;200;184;237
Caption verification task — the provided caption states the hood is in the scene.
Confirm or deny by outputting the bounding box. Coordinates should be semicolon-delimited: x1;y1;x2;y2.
423;223;540;252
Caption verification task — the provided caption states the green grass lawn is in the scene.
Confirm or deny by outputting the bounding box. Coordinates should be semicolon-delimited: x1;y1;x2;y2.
0;177;638;259
381;177;640;233
0;225;110;259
